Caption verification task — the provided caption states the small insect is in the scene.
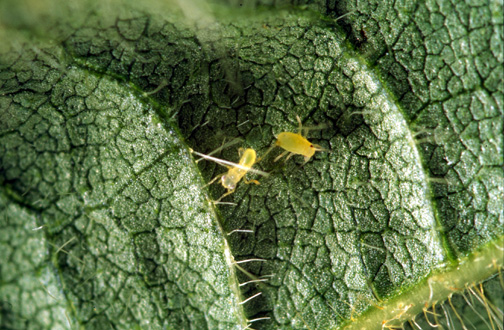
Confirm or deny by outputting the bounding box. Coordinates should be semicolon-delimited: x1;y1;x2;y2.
260;115;328;164
191;146;268;202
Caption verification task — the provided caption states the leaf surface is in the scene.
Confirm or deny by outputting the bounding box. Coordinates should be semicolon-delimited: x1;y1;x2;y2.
0;0;502;329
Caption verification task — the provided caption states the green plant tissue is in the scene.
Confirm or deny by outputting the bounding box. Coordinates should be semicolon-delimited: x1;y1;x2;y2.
0;0;502;329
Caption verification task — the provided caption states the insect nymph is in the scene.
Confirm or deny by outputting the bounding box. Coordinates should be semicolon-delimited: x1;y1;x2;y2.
191;145;267;202
260;115;326;164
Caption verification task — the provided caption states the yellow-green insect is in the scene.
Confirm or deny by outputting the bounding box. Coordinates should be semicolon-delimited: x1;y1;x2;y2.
191;146;267;202
260;115;326;164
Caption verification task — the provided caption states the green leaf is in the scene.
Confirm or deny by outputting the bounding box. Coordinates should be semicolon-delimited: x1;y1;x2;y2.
0;1;502;329
0;56;247;329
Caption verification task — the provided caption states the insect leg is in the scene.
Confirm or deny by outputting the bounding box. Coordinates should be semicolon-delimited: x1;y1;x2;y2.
257;144;276;162
274;150;289;162
215;188;236;202
203;173;225;188
301;156;311;166
244;178;260;185
285;153;295;161
296;115;303;135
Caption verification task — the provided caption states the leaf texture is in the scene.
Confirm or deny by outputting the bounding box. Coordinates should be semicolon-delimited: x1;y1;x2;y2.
0;0;502;329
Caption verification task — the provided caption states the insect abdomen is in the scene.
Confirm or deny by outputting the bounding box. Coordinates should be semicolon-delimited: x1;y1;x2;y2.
239;149;257;167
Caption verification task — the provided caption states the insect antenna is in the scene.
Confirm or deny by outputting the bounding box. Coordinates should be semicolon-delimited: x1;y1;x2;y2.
194;138;244;163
